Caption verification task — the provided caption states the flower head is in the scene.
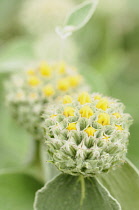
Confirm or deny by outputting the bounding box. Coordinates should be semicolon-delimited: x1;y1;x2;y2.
5;61;84;140
43;92;133;176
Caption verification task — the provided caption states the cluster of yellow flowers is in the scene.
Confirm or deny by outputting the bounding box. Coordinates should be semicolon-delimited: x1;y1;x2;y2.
43;91;132;176
5;61;84;139
15;61;82;100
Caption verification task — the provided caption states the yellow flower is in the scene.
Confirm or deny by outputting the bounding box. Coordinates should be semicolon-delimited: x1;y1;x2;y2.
58;78;69;91
16;92;24;99
115;125;123;131
67;123;77;130
28;76;40;86
58;62;66;74
78;92;91;105
43;85;55;96
102;135;110;141
94;95;101;100
27;69;35;75
97;113;110;125
68;75;81;87
80;106;93;118
84;127;96;136
40;61;52;77
113;113;121;118
63;95;73;104
51;114;57;118
96;98;109;111
63;107;75;117
29;93;37;99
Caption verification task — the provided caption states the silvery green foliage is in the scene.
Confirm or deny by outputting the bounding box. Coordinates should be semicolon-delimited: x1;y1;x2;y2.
43;92;133;176
5;62;84;140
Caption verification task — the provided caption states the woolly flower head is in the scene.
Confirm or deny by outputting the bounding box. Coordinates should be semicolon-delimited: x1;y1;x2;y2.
5;61;84;140
43;92;133;176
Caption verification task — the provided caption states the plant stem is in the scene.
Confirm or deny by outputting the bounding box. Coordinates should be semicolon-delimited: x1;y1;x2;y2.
80;175;86;206
26;139;45;183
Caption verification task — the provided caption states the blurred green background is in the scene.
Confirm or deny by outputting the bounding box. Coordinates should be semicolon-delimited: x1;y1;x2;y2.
0;0;139;172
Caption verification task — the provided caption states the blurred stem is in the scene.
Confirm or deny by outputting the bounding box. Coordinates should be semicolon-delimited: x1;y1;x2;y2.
59;38;66;61
26;139;45;183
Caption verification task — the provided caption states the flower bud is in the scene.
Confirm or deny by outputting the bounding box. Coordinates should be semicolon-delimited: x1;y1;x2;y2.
5;61;85;140
43;92;133;176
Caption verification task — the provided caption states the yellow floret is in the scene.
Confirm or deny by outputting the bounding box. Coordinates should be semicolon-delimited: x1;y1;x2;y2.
78;92;91;105
43;85;55;96
40;61;52;77
63;95;73;104
94;95;101;100
80;106;94;118
27;69;35;75
51;114;57;118
97;113;110;125
58;79;69;91
102;135;110;141
67;123;77;130
28;76;40;86
63;107;75;117
113;113;121;119
115;125;123;131
68;75;81;87
96;98;109;111
58;62;66;74
29;93;37;99
84;127;96;136
16;92;24;99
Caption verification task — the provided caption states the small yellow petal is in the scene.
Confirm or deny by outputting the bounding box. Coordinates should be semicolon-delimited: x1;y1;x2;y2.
94;95;101;100
29;93;37;99
113;113;121;119
16;92;24;99
78;92;91;105
68;75;81;87
80;106;93;118
97;113;110;126
58;62;66;74
28;76;40;86
40;61;52;77
63;107;75;117
96;98;109;111
58;79;69;91
115;125;123;130
51;114;57;118
27;69;35;75
63;95;73;104
84;127;96;136
43;85;55;96
67;123;77;130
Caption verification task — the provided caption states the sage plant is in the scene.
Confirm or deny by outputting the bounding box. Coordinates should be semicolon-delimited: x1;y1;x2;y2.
43;92;133;176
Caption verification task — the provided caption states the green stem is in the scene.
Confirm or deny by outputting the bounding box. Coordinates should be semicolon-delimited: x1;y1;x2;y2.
80;175;86;206
26;139;45;183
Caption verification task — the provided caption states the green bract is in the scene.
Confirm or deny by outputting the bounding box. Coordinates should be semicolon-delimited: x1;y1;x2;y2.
43;92;133;176
5;61;85;140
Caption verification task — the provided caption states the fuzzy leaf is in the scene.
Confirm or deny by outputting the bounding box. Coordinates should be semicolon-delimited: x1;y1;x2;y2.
0;172;43;210
56;0;99;38
98;159;139;210
34;174;121;210
65;0;98;31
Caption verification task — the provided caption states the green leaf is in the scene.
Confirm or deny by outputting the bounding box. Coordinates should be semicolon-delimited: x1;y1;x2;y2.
65;0;98;30
56;0;99;38
98;159;139;210
0;172;43;210
34;174;121;210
